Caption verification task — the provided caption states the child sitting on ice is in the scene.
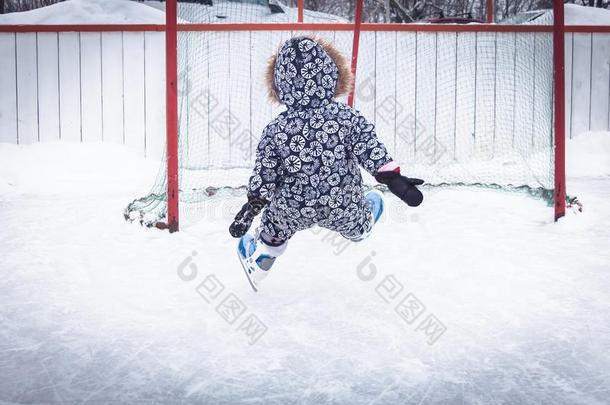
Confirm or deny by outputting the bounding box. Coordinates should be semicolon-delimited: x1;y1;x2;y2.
229;36;423;291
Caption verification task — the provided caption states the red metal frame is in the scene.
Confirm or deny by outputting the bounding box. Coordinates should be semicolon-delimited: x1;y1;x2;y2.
165;0;179;232
486;0;494;23
553;0;566;221
175;23;555;32
297;0;304;23
347;0;363;107
566;25;610;33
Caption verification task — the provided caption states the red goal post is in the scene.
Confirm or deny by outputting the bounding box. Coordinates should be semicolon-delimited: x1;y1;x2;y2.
552;0;566;220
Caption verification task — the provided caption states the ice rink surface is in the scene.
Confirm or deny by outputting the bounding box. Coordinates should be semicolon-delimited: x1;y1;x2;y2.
1;143;609;404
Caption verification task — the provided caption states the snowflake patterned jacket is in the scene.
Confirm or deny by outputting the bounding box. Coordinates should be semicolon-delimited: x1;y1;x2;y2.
247;36;393;224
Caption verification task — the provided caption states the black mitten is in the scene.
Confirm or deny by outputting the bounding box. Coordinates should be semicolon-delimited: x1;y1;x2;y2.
375;171;424;207
229;197;268;238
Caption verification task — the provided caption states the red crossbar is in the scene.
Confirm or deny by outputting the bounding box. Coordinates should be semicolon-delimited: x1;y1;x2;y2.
566;25;610;33
1;23;609;34
176;23;555;32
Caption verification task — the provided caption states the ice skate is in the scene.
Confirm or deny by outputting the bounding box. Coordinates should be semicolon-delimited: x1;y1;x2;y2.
237;234;286;292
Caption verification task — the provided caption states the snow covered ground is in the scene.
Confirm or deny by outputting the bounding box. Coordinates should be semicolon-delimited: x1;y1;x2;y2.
1;132;610;404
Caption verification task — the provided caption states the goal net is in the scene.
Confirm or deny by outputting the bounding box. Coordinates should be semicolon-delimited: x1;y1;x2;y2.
125;0;557;229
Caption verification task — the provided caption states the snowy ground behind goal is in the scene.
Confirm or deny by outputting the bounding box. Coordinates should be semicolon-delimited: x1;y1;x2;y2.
1;135;610;404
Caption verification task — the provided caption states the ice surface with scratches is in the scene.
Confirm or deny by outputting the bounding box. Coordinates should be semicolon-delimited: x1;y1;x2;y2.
1;137;610;404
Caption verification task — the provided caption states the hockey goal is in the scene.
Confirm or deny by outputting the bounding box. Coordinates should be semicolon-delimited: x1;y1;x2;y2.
125;0;566;231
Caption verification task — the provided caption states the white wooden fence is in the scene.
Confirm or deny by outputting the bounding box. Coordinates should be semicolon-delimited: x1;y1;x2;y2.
567;32;610;137
0;31;166;159
0;30;608;162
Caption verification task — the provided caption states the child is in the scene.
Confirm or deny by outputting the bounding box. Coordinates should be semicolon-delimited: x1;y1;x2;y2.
229;36;423;291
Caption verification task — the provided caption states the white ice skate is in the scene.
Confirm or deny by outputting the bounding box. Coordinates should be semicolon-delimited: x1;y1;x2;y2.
237;234;286;292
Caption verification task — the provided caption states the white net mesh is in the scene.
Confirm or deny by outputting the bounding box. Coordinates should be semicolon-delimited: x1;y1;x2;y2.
125;1;554;228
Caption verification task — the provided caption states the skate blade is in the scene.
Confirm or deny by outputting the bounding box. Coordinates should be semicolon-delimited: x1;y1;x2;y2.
237;242;258;292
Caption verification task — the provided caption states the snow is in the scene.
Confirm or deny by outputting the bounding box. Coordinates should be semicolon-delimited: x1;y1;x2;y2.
0;0;165;24
1;138;610;404
565;4;610;25
516;3;610;26
567;131;610;178
0;0;345;25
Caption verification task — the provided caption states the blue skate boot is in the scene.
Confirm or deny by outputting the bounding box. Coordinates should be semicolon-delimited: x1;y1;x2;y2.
351;189;385;242
366;189;385;223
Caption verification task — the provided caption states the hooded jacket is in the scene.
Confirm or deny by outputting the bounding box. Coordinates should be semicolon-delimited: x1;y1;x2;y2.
247;36;392;238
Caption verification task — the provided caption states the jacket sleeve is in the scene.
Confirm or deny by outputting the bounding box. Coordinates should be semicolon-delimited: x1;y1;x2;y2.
348;111;393;176
247;123;282;201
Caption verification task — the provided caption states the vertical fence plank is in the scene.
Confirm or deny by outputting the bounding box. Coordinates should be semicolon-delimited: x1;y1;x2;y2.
494;32;516;162
80;32;103;143
513;32;536;159
532;33;554;159
394;31;416;163
37;32;60;143
123;31;146;153
207;31;230;168
374;31;396;155
454;32;476;166
415;32;436;160
473;32;496;161
16;32;39;144
144;31;166;161
0;33;18;144
570;33;592;137
177;30;189;166
590;33;610;132
565;33;573;139
101;32;124;145
354;31;376;122
181;31;205;169
435;32;457;165
250;30;273;161
229;31;252;168
58;32;81;142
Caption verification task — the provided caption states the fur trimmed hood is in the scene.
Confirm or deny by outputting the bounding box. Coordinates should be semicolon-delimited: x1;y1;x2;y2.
265;36;353;108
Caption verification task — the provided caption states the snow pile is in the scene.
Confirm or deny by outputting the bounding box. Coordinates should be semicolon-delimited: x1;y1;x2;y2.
0;142;159;195
523;3;610;25
145;0;347;23
0;0;345;25
0;0;165;24
565;3;610;25
567;131;610;178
